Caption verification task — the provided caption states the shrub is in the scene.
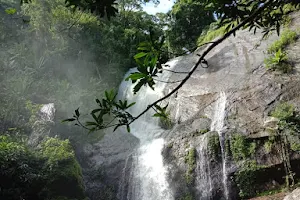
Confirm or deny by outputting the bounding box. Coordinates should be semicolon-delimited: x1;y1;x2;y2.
0;135;44;199
271;103;294;120
40;137;85;199
264;49;292;73
0;135;86;200
235;161;266;198
230;134;256;162
267;29;297;53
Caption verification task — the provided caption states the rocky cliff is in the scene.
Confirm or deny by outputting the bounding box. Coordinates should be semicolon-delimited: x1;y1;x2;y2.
161;12;300;200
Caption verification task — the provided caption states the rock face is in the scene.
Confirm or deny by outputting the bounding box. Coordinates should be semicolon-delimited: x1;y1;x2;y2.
77;129;139;200
284;188;300;200
161;13;300;200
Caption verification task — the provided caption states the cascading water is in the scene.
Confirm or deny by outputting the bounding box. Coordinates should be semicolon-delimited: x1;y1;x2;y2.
195;133;213;199
28;103;55;146
117;59;179;200
210;92;229;199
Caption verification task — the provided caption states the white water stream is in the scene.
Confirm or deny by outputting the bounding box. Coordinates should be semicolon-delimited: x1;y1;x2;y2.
117;59;178;200
210;92;229;199
195;133;213;199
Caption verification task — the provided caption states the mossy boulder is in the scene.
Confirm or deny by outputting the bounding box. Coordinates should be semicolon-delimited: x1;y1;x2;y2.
40;137;86;199
0;135;86;200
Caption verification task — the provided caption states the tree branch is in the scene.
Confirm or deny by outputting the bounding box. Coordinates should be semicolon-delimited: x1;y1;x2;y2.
128;0;273;126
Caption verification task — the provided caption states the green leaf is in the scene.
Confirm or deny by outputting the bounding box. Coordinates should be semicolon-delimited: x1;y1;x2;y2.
75;108;80;117
91;109;101;114
134;52;148;59
125;72;147;82
85;121;99;126
127;102;136;108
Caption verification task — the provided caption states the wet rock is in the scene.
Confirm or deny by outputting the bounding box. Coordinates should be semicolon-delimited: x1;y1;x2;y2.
284;188;300;200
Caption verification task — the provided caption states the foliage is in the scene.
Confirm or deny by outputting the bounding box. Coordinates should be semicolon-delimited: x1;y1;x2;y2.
271;103;295;120
65;0;118;19
184;147;196;185
197;23;227;46
264;136;275;153
63;89;136;133
264;49;293;73
264;29;297;73
167;0;215;54
235;161;266;198
1;0;168;140
199;128;210;135
25;100;42;126
267;29;297;53
230;134;256;162
204;1;300;38
0;135;86;200
0;135;43;200
126;30;166;93
40;137;85;199
269;103;300;188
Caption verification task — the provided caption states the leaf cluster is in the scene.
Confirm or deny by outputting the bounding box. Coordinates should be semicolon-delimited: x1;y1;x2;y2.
264;49;292;73
0;135;86;200
267;29;297;53
126;29;166;94
63;90;136;133
229;134;256;162
65;0;118;19
271;103;300;133
205;0;300;37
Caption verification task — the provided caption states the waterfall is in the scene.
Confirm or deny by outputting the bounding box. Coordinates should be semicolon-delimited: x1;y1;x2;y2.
195;134;213;199
28;103;55;146
210;92;229;199
117;59;178;200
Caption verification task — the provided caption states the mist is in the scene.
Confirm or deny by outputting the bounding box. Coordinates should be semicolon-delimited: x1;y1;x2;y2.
0;0;131;139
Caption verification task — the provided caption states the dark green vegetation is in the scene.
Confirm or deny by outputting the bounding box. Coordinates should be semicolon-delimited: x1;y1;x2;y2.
235;161;267;198
229;134;256;162
167;0;215;54
0;135;86;200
